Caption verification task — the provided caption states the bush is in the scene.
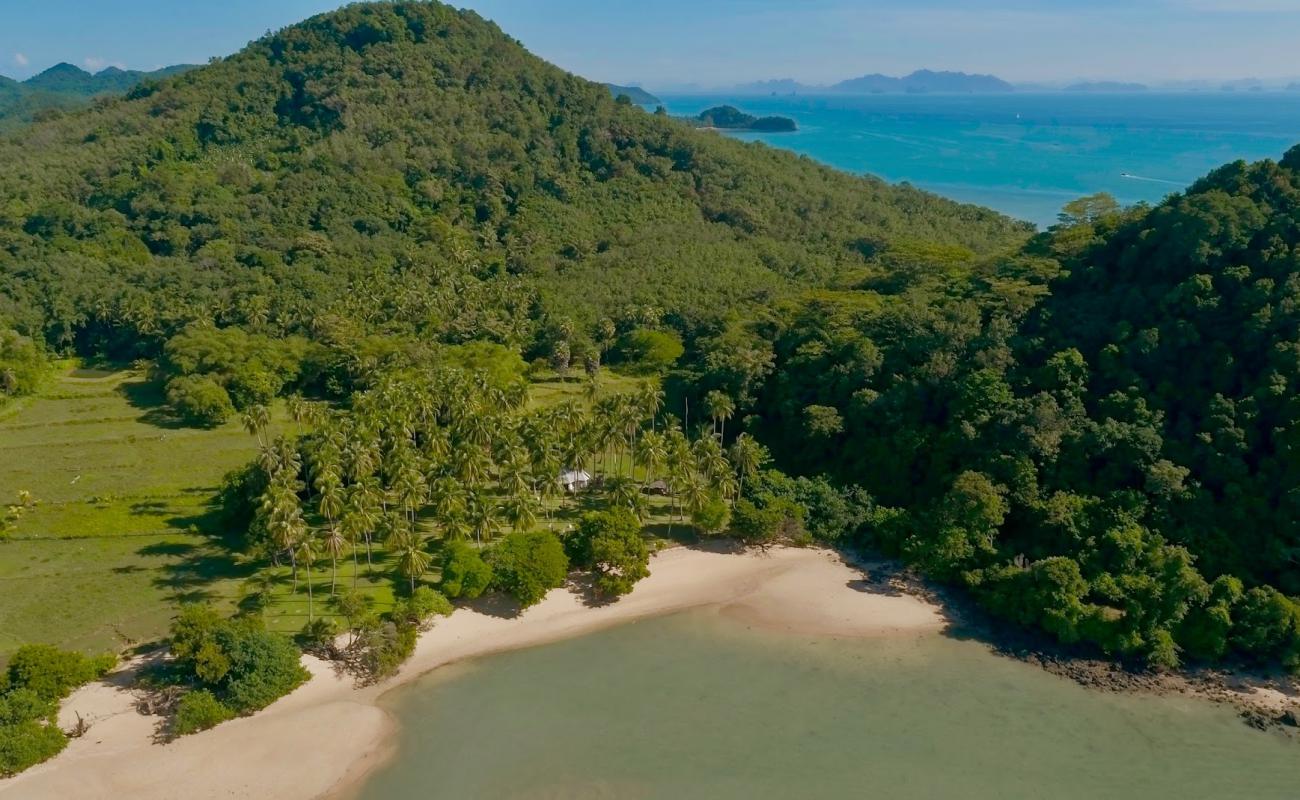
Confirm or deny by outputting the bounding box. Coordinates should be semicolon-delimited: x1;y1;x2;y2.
173;690;234;736
5;644;114;702
0;719;66;777
355;621;419;680
392;587;453;628
214;620;310;713
169;605;309;714
732;497;806;547
166;374;235;426
440;541;493;600
691;497;731;536
488;530;569;608
297;617;341;651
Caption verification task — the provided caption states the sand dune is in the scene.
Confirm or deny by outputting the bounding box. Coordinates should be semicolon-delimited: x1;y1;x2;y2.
0;546;944;800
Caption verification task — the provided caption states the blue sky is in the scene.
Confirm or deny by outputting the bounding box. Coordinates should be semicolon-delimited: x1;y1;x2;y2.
3;1;1299;86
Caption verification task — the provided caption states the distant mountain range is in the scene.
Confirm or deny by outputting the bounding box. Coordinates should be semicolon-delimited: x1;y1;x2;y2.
1064;81;1148;93
0;62;197;130
676;70;1300;96
732;70;1014;95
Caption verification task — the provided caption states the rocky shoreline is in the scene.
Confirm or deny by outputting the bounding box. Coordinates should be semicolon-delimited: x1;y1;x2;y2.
856;554;1300;734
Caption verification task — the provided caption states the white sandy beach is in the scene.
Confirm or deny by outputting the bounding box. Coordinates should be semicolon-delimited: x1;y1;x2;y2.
0;546;945;800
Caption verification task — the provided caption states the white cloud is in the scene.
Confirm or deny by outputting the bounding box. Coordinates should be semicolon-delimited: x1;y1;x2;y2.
13;53;28;67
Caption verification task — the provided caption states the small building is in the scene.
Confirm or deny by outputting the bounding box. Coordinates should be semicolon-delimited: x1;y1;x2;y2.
559;469;591;493
642;479;670;496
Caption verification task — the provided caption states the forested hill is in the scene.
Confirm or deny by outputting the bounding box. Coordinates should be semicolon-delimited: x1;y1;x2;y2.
739;148;1300;670
0;1;1026;361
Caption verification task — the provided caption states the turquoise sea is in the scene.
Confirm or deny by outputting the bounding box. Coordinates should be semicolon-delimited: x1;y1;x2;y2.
660;93;1300;227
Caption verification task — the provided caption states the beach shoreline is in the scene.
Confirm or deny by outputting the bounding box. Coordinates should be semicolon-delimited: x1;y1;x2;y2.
0;545;945;800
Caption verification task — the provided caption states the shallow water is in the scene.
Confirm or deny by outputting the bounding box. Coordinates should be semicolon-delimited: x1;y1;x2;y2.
357;609;1300;799
659;93;1300;226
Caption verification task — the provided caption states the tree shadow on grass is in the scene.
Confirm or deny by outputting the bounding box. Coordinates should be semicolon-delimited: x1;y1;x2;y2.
142;540;257;606
117;377;194;431
136;541;197;558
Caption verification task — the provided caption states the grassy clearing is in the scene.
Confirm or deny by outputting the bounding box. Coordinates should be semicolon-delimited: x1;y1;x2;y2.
0;364;283;657
0;365;675;655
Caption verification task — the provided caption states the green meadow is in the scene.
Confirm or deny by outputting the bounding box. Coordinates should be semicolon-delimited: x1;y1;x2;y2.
0;364;666;659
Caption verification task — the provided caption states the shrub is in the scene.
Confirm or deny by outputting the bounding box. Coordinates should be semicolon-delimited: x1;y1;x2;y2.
169;606;309;714
5;644;114;702
440;541;493;600
393;587;453;628
173;690;234;736
166;374;235;426
488;530;569;608
0;719;66;777
732;497;806;547
214;620;310;713
690;496;731;536
298;617;341;651
0;686;67;777
355;621;419;680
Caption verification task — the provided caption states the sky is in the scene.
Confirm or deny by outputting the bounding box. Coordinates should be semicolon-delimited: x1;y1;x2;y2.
3;0;1299;87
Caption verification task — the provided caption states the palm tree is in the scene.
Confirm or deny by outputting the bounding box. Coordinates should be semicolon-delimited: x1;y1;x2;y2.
296;531;318;622
637;381;665;432
728;434;768;499
636;430;667;489
703;391;735;442
392;529;432;594
316;473;345;594
466;490;501;545
502;490;540;532
242;403;272;447
286;393;309;435
680;473;709;518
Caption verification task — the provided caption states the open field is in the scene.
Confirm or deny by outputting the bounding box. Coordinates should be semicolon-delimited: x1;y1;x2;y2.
0;364;284;656
0;364;668;657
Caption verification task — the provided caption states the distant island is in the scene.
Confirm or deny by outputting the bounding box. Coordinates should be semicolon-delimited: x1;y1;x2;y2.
694;105;797;131
725;70;1300;95
604;83;661;105
0;62;196;130
733;69;1013;95
1064;81;1148;93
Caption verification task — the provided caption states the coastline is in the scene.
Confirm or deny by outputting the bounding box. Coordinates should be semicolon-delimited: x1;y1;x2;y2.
0;545;944;800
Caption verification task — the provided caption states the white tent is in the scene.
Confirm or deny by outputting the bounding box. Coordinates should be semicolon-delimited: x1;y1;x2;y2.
559;469;591;493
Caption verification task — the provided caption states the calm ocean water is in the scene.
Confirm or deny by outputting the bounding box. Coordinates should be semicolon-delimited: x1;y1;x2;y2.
359;610;1300;799
660;93;1300;227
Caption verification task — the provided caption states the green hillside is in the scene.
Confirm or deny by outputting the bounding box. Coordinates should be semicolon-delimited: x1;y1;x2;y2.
0;1;1027;366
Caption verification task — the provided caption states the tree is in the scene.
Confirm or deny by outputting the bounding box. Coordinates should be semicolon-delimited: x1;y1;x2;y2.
440;541;493;600
728;434;768;497
167;375;235;427
392;530;433;593
616;330;684;374
574;509;650;597
703;391;735;441
487;530;569;608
